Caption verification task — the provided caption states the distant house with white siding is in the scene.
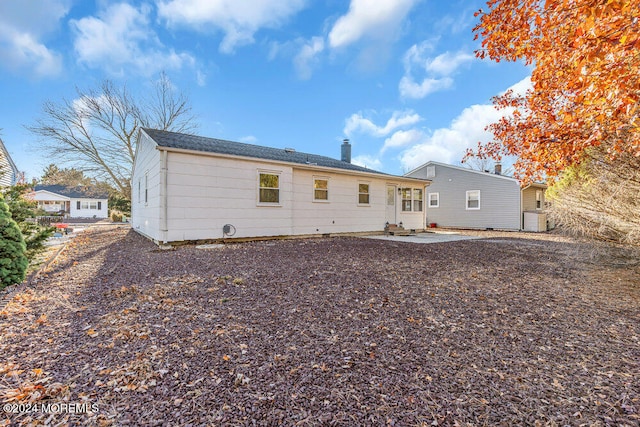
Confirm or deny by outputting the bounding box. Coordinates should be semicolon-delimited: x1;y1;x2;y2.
0;138;20;187
33;185;109;219
405;161;547;231
132;129;430;243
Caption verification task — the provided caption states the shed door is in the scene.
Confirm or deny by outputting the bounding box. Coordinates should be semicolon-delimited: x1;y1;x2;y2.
385;185;396;225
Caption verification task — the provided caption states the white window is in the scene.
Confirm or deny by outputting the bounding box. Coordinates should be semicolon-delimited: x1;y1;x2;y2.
536;190;542;210
259;172;280;204
144;173;148;205
81;201;98;210
401;188;423;212
138;179;141;204
466;190;480;210
313;177;329;201
428;192;439;208
413;189;423;212
358;183;370;205
426;165;436;178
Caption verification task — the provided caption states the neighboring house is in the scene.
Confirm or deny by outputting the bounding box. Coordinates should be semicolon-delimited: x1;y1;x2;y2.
33;185;109;219
0;138;20;187
405;161;547;231
132;129;430;243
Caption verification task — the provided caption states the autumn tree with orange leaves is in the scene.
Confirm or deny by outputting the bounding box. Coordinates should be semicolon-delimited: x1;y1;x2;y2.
470;0;639;183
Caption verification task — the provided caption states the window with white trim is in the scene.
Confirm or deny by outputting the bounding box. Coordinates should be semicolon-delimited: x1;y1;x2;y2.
536;190;542;210
466;190;480;210
313;177;328;201
258;172;280;204
400;188;423;212
428;192;439;208
413;189;423;212
358;183;370;205
81;201;98;210
144;173;148;205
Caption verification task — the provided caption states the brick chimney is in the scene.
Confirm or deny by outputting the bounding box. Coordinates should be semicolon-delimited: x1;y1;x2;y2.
341;138;351;163
494;162;502;175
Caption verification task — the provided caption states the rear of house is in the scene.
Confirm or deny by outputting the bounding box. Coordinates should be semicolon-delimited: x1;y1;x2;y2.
132;129;430;243
406;162;522;231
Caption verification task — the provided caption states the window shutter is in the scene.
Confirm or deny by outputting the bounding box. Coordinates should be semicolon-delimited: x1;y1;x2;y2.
77;201;81;210
98;201;102;210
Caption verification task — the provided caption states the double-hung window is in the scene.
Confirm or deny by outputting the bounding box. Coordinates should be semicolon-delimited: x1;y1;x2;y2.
428;192;439;208
259;172;280;204
466;190;480;210
313;177;329;201
536;190;542;210
413;189;423;212
400;188;423;212
358;183;370;205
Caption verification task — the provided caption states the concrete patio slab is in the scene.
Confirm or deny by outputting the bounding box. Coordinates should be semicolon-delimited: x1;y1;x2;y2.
362;231;481;244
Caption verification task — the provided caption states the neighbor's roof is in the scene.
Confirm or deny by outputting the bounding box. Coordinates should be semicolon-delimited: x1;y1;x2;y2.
142;128;392;176
34;185;109;199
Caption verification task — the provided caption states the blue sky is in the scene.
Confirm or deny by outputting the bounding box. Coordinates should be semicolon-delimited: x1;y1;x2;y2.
0;0;531;181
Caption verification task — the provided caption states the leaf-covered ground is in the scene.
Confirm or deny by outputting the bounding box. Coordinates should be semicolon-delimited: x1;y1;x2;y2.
1;227;639;426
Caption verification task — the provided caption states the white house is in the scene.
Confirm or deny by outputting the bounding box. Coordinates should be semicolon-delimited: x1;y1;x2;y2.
33;185;109;219
131;129;430;243
0;138;20;187
405;161;547;231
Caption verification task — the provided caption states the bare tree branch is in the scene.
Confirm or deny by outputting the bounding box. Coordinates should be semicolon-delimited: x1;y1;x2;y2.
27;74;198;199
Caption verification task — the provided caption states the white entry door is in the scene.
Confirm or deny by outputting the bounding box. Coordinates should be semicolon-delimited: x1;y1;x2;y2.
385;185;396;225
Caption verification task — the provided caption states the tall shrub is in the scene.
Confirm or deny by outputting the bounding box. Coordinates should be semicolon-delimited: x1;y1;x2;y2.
2;184;54;260
0;193;28;289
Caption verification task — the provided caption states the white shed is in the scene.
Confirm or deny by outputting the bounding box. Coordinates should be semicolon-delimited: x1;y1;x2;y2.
131;129;430;243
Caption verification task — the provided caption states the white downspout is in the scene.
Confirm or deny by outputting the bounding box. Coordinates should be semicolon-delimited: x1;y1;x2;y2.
160;150;168;243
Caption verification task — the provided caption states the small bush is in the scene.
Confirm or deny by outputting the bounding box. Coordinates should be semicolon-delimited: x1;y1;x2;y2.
110;210;123;223
0;194;28;289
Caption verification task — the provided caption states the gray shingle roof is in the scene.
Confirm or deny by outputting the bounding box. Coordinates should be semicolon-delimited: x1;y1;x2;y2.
143;128;388;175
34;185;109;199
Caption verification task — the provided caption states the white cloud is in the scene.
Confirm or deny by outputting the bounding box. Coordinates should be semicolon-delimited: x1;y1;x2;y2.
0;0;70;77
328;0;418;49
71;3;195;77
351;154;383;170
381;129;426;154
426;51;475;75
502;75;532;96
399;76;453;99
157;0;307;54
344;110;422;138
399;76;532;171
240;135;257;144
400;42;475;99
293;37;324;80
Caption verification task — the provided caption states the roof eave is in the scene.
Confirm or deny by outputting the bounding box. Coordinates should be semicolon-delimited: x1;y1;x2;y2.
156;145;430;183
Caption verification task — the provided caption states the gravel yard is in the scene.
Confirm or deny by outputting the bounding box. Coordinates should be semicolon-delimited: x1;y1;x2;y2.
1;226;639;426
